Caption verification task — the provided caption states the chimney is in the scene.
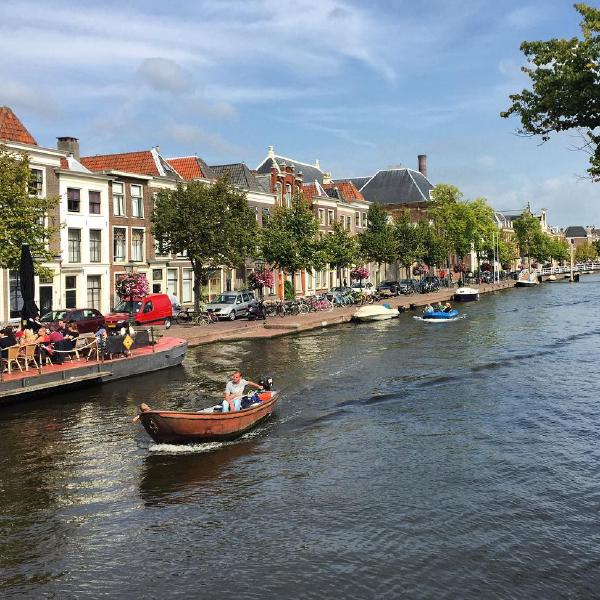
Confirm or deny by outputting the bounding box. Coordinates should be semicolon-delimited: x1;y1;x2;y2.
57;136;80;160
417;154;427;178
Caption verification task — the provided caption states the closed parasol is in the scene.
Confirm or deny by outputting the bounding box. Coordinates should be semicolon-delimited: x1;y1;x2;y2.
19;243;39;327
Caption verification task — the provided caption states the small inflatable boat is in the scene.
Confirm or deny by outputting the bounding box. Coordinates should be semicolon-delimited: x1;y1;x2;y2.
420;309;460;321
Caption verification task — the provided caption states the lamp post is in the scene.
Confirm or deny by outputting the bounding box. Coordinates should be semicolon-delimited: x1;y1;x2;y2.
569;238;575;282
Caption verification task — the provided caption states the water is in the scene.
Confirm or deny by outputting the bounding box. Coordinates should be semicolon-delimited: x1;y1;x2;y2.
2;279;600;599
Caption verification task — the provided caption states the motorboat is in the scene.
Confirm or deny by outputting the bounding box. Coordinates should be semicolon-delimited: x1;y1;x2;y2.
515;270;540;287
352;304;399;322
136;390;280;444
420;308;460;322
547;275;557;281
453;286;479;302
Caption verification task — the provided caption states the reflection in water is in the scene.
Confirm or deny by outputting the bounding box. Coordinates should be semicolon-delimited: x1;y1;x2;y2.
2;278;600;598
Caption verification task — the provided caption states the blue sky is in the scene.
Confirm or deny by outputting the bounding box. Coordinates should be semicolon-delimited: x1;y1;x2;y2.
0;0;597;226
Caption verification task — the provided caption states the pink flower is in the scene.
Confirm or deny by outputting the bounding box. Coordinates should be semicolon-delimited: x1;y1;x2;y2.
116;273;149;298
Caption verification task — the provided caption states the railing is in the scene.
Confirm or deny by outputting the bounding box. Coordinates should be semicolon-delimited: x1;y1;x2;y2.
539;262;600;275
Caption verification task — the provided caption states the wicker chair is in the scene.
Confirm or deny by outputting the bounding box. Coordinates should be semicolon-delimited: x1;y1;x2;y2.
2;345;23;374
18;344;39;371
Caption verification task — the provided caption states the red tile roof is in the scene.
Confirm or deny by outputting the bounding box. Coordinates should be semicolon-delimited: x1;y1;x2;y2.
166;156;204;180
302;183;320;200
80;150;159;176
0;106;37;145
60;157;69;169
322;181;365;201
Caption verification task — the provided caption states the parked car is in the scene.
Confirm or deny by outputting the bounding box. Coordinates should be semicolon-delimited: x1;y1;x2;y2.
377;281;401;296
104;293;173;331
206;291;256;320
350;282;375;295
397;279;418;294
40;308;105;334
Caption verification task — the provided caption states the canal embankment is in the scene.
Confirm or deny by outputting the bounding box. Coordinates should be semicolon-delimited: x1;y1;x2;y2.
170;279;516;346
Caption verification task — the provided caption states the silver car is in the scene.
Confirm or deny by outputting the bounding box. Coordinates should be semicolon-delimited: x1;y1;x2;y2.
206;291;256;320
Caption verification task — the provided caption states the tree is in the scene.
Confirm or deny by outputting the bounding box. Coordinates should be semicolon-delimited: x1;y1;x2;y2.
416;221;448;270
547;237;570;263
359;204;397;277
575;242;598;262
393;210;421;278
513;210;542;264
0;144;58;272
152;177;257;312
501;4;600;179
260;193;322;295
321;220;359;285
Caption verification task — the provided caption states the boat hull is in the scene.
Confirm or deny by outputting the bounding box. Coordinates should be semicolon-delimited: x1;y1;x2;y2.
139;391;280;444
453;287;479;302
422;309;459;320
352;306;399;322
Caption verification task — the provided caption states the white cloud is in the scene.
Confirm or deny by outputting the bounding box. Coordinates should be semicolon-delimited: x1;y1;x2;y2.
137;58;192;94
0;81;61;118
165;124;241;155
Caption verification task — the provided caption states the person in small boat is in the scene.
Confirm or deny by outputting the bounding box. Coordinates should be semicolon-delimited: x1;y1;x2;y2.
423;304;434;314
443;302;453;313
223;370;262;412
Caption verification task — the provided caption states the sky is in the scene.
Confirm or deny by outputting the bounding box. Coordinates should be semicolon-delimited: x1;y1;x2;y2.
0;0;597;227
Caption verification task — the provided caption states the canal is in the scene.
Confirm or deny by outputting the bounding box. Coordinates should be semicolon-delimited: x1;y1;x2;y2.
2;278;600;599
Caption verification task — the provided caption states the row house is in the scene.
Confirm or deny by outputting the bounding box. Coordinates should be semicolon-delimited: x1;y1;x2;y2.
79;149;196;309
0;107;114;320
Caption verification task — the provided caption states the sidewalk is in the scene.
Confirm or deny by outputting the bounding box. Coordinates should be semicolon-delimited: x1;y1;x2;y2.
168;280;516;347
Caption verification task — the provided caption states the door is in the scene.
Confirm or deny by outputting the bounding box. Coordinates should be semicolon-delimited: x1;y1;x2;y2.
39;285;53;316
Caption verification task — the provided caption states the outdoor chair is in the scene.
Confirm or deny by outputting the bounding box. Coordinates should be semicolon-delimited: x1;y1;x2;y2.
18;344;39;371
83;336;99;361
2;345;23;374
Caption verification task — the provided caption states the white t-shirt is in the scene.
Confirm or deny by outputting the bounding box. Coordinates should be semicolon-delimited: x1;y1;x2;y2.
225;378;247;398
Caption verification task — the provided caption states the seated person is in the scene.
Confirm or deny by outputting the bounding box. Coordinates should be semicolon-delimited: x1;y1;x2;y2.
19;328;36;346
443;302;453;313
423;304;434;314
222;370;262;412
65;323;79;340
34;327;51;362
0;327;18;359
56;319;69;337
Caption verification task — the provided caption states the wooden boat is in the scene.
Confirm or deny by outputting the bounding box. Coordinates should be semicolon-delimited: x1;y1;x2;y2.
136;390;280;444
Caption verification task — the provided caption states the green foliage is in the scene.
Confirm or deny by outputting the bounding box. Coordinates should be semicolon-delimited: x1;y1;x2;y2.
594;239;600;256
151;177;257;310
260;193;322;292
321;220;359;284
416;220;448;268
501;3;600;179
575;242;598;262
393;210;420;276
284;280;294;301
359;204;396;267
513;211;542;260
546;237;570;263
0;144;58;273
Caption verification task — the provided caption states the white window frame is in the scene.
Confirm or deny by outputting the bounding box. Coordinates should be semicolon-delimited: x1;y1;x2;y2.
182;268;193;303
113;182;125;216
113;226;127;262
131;184;143;218
89;229;102;263
67;228;81;263
131;228;145;262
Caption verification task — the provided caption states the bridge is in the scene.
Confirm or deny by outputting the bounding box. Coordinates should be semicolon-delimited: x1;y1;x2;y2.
538;262;600;281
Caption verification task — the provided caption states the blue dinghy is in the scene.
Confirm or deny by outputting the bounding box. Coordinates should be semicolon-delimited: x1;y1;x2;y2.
423;309;459;320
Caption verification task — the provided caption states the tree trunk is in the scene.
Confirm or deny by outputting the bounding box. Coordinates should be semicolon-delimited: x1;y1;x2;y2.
193;266;205;313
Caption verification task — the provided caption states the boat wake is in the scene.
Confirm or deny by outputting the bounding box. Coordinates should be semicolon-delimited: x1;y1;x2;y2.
149;441;226;454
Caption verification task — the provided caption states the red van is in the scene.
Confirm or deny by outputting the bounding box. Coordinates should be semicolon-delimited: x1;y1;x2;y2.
105;293;173;331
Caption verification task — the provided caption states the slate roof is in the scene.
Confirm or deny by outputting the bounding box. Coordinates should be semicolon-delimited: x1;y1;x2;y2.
0;106;37;145
254;174;273;194
209;163;264;192
564;226;588;238
166;156;215;180
350;168;433;205
336;176;370;191
256;155;324;184
81;148;180;178
322;181;365;202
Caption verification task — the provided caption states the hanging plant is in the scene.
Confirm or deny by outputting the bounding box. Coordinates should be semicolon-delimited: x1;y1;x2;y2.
248;268;274;289
350;266;369;281
115;272;149;298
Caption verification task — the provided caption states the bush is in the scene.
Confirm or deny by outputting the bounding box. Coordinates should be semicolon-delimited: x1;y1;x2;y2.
284;280;294;300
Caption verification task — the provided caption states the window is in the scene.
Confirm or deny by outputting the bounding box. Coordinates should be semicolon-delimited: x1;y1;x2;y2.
152;268;163;294
89;190;101;214
113;182;125;216
131;229;144;262
355;211;360;227
167;268;178;296
29;169;43;196
318;209;325;224
153;268;163;281
362;212;367;227
275;183;282;202
65;276;77;308
254;206;259;221
68;228;81;262
67;188;80;212
182;269;193;303
285;184;292;207
114;227;126;261
131;184;143;217
328;210;334;226
87;276;101;309
346;216;352;230
89;230;101;263
9;271;22;318
262;207;270;225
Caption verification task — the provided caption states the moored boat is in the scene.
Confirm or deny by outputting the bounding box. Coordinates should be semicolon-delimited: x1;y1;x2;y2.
136;390;280;444
352;304;399;322
515;270;540;287
454;286;479;302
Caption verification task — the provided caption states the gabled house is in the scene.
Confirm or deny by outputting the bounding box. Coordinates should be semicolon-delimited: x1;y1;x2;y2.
80;149;193;308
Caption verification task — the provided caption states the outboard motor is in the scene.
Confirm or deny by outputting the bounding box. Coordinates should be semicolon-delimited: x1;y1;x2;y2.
258;376;274;391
